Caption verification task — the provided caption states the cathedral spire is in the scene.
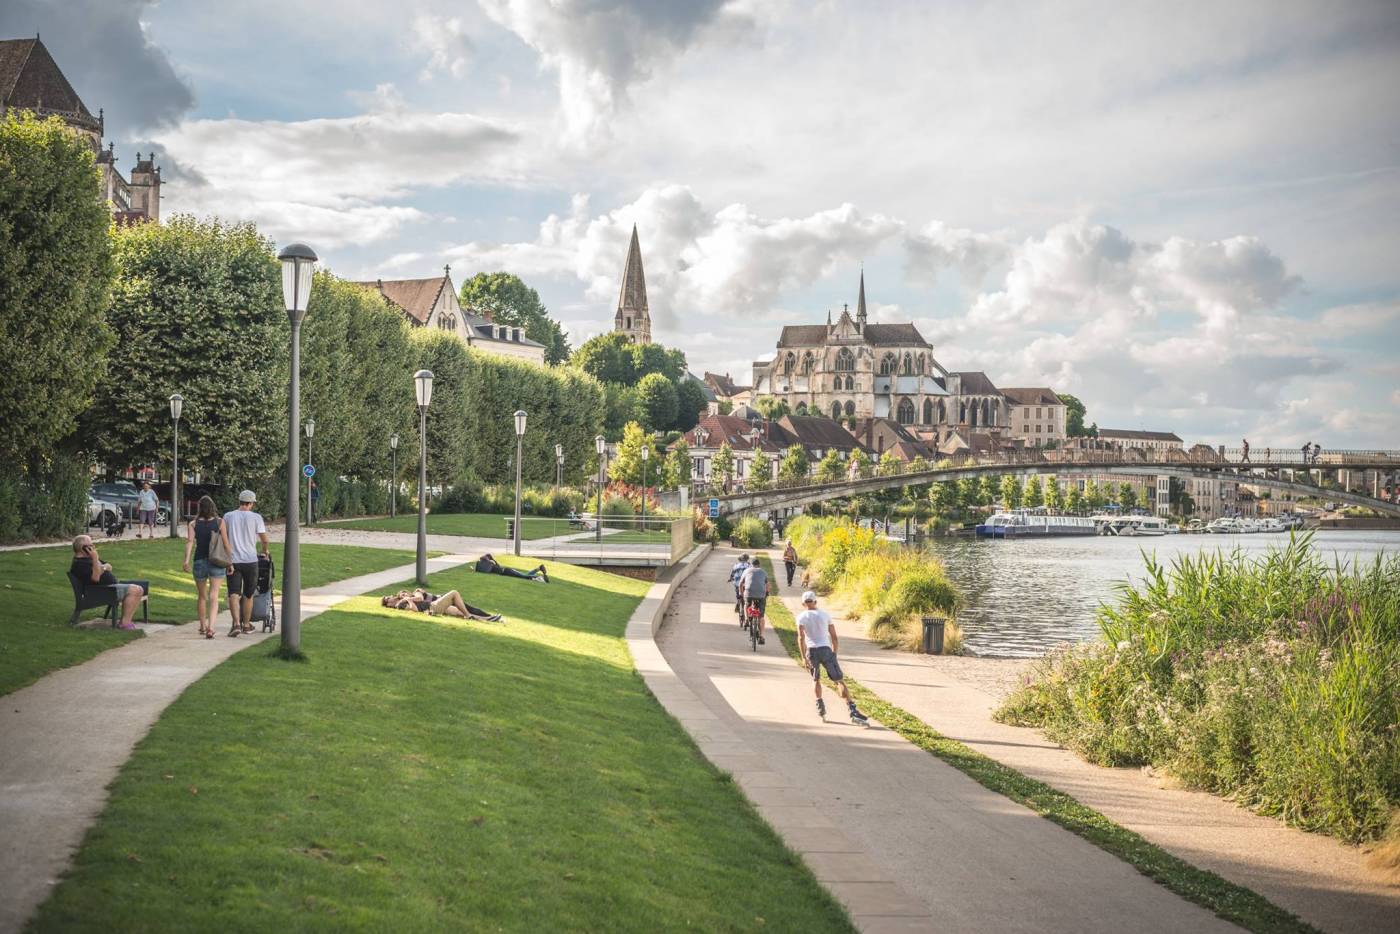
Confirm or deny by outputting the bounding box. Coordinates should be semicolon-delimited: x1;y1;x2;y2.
856;268;868;332
614;224;651;344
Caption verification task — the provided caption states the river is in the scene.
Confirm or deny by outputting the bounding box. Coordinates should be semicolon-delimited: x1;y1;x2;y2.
922;530;1400;658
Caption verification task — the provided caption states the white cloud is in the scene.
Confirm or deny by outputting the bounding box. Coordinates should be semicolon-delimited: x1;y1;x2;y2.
903;221;1008;288
412;13;474;80
1318;300;1400;332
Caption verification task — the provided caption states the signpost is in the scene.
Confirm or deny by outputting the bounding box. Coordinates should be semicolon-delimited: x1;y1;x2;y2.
708;498;720;518
303;464;315;478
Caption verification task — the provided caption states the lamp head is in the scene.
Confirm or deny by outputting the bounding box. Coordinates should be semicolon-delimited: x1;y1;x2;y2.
390;433;399;450
276;242;318;319
554;443;563;458
641;445;650;462
514;410;527;437
169;392;183;421
595;434;606;455
305;417;315;439
414;370;434;408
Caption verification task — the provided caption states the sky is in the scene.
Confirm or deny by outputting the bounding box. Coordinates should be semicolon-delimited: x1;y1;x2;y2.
5;0;1400;447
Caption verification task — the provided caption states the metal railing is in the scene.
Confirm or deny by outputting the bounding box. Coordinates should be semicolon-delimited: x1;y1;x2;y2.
508;515;692;566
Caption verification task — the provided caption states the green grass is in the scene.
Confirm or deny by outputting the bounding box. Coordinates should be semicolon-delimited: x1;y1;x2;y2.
760;556;1312;934
328;513;567;539
32;558;852;933
0;539;428;697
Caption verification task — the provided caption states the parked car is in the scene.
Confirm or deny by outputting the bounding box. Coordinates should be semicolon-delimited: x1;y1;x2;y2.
91;481;170;524
87;493;122;531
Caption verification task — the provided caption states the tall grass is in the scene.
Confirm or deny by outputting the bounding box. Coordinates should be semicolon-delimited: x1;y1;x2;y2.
997;534;1400;846
786;515;963;653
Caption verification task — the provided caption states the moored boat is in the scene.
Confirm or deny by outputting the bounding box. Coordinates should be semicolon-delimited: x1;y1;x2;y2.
975;510;1097;538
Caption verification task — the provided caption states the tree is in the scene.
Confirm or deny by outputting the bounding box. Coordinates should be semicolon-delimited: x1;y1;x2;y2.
603;383;641;438
778;445;810;484
572;333;635;384
674;377;707;431
956;476;977;506
412;329;475;489
929;480;959;516
907;456;931;474
630;342;687;384
1043;475;1062;511
1065;484;1083;513
1119;482;1138;510
814;448;844;483
1058;393;1089;437
1022;476;1043;507
661;438;690;491
636;372;678;431
1084;478;1103;510
609;422;659;487
848;450;873;479
753;395;790;420
877;451;903;476
0;113;115;467
748;449;773;490
710;442;735;493
999;474;1021;509
977;475;996;507
459;271;570;365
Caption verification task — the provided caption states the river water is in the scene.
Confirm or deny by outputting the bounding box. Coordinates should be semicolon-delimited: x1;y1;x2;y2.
923;530;1400;658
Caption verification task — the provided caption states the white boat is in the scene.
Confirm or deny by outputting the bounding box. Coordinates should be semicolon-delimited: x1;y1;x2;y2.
1206;517;1242;534
976;510;1097;538
1092;514;1171;536
1258;517;1286;533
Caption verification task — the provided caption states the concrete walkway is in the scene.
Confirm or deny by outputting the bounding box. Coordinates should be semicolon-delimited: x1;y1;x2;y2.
652;548;1236;933
0;553;475;934
798;574;1400;934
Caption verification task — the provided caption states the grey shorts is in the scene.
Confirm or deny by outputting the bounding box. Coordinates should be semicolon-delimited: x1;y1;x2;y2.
113;582;138;602
808;645;843;682
140;509;157;524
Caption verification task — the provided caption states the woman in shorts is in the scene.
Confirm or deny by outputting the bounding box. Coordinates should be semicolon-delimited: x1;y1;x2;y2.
182;496;231;639
381;589;502;621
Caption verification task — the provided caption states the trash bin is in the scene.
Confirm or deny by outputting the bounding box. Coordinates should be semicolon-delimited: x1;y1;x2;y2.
921;616;946;655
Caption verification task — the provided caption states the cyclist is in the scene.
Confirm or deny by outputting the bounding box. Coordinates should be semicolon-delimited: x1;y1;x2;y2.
728;552;750;620
796;590;868;725
739;555;770;645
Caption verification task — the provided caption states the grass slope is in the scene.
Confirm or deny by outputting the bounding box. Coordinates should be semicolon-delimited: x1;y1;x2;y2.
33;558;852;933
329;513;562;539
0;540;424;696
760;557;1313;934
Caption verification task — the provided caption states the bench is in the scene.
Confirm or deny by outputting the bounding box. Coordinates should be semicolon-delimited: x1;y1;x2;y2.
67;571;150;627
567;512;593;531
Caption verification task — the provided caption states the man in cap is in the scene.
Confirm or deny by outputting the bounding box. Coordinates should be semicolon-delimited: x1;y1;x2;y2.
222;490;269;636
728;552;750;620
739;555;770;645
796;590;868;725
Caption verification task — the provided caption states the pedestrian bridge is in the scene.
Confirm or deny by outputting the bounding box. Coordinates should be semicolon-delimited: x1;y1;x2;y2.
712;449;1400;519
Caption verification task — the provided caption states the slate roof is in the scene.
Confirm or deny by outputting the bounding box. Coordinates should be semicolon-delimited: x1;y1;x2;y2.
775;321;930;348
1099;428;1184;443
463;313;545;349
617;224;649;314
953;371;1001;395
777;415;870;453
0;38;99;132
1000;387;1061;406
703;371;751;396
352;276;448;325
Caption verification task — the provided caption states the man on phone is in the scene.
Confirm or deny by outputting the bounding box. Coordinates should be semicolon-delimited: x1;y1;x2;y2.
69;535;145;629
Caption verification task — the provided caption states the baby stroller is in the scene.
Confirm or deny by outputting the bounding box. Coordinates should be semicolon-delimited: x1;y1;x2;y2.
252;553;277;633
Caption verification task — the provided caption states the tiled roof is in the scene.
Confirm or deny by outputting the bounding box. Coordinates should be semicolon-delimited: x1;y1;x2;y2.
681;414;785;453
849;417;936;460
703;371;751;396
953;371;1001;395
0;37;99;131
1100;428;1184;443
1000;387;1061;406
777;415;870;452
352;276;449;325
776;324;831;347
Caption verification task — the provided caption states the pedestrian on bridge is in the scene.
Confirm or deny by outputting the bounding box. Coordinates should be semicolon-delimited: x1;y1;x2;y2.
1241;439;1250;463
1302;442;1312;464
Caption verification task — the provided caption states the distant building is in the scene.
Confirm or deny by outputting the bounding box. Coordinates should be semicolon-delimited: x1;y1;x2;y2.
613;225;652;344
1096;428;1184;456
680;413;785;492
1001;387;1066;447
354;266;546;364
0;36;160;222
775;414;870;462
848;417;936;462
703;372;753;408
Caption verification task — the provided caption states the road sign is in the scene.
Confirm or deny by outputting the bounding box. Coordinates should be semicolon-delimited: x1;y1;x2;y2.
303;464;315;478
708;498;720;518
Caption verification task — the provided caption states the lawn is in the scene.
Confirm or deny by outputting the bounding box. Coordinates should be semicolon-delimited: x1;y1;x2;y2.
0;539;425;697
329;513;565;539
32;558;852;933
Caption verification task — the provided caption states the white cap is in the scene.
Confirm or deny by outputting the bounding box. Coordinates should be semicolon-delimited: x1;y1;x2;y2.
239;489;257;503
801;590;817;603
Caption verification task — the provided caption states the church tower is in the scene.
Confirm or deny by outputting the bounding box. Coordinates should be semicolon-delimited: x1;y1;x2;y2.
613;224;652;344
855;268;868;334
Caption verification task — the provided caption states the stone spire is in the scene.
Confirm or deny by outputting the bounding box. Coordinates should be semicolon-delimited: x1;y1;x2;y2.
856;268;868;333
613;224;652;344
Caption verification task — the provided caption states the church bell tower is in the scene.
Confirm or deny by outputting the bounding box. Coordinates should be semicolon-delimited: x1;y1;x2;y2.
613;224;652;344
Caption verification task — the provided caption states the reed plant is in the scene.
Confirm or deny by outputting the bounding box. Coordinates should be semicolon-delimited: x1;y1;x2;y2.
996;534;1400;846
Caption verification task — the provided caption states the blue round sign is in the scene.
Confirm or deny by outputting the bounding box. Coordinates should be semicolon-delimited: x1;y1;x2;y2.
303;464;315;478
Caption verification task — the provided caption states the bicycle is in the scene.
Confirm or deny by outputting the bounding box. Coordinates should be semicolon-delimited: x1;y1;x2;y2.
744;601;763;652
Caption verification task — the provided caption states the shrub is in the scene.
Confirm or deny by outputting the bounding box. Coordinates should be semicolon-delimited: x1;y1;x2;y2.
732;517;773;549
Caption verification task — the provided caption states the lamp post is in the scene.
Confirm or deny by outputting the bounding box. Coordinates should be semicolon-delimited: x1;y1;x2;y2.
640;442;650;532
513;410;527;557
595;434;606;544
389;433;399;518
277;242;317;654
305;417;315;525
414;369;434;585
168;393;183;539
554;443;564;492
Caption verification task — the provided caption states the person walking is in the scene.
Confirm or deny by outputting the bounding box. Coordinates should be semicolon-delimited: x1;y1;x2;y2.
222;490;269;637
182;495;231;639
69;535;146;629
1240;439;1250;463
796;591;868;726
1301;442;1311;464
739;555;770;645
136;481;159;539
782;540;798;587
309;478;320;524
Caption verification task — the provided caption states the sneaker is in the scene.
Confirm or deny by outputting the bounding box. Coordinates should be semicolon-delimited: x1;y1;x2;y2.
758;636;765;645
816;698;826;719
533;575;546;584
487;614;503;622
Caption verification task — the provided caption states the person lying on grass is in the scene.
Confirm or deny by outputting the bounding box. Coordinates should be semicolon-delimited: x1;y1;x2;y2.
70;535;145;630
381;589;502;621
474;553;549;583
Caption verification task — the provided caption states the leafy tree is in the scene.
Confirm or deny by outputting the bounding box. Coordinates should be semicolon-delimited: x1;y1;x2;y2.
777;445;810;484
977;475;996;507
572;332;635;384
957;476;977;506
630;342;687;384
717;400;733;415
1058;393;1088;437
710;442;735;493
1119;482;1138;510
412;329;475;489
814;448;844;483
999;474;1021;509
748;449;773;490
674;377;707;431
603;383;641;438
907;456;931;474
459;271;570;364
1169;478;1195;517
661;438;690;491
1023;476;1044;507
1087;421;1099;438
848;449;872;479
1083;478;1103;510
0;113;115;467
1065;484;1083;513
877;451;903;476
636;372;678;431
1043;475;1062;511
929;480;959;516
753;395;790;420
609;422;659;487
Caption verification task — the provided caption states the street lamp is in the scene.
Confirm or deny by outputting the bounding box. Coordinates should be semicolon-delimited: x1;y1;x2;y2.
414;369;434;585
595;434;606;543
389;433;399;518
168;393;183;539
513;410;527;557
305;417;315;525
554;443;564;492
640;442;650;532
277;241;317;654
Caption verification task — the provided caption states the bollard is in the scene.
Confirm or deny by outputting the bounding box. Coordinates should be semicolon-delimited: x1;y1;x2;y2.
921;616;946;655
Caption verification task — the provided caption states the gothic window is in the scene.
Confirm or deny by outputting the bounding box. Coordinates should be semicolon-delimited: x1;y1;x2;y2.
795;401;808;415
897;398;916;425
923;399;933;424
959;402;967;423
982;399;991;426
782;352;795;376
937;400;945;422
844;400;855;417
879;353;896;375
801;352;815;375
625;316;632;329
971;402;979;427
835;348;855;372
917;353;925;374
844;375;854;391
902;353;913;375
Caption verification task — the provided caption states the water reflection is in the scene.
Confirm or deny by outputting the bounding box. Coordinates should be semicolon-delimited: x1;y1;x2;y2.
923;531;1399;658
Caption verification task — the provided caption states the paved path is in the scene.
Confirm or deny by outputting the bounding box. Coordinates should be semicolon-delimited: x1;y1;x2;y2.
0;553;475;934
800;569;1400;934
654;548;1236;933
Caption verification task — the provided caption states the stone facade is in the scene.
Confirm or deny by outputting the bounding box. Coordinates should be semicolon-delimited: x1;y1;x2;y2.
1097;428;1184;456
1002;387;1066;447
613;224;652;344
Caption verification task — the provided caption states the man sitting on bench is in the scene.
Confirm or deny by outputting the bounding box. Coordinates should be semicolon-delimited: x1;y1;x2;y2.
70;535;145;630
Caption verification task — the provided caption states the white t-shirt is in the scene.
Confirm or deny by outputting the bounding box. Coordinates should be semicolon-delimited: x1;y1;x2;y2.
138;489;158;511
797;608;833;649
222;509;267;564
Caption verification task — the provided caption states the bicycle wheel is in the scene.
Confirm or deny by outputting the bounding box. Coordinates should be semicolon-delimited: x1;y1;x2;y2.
749;618;759;652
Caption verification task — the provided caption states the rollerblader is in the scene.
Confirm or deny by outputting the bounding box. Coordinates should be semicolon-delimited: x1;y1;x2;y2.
796;591;868;726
